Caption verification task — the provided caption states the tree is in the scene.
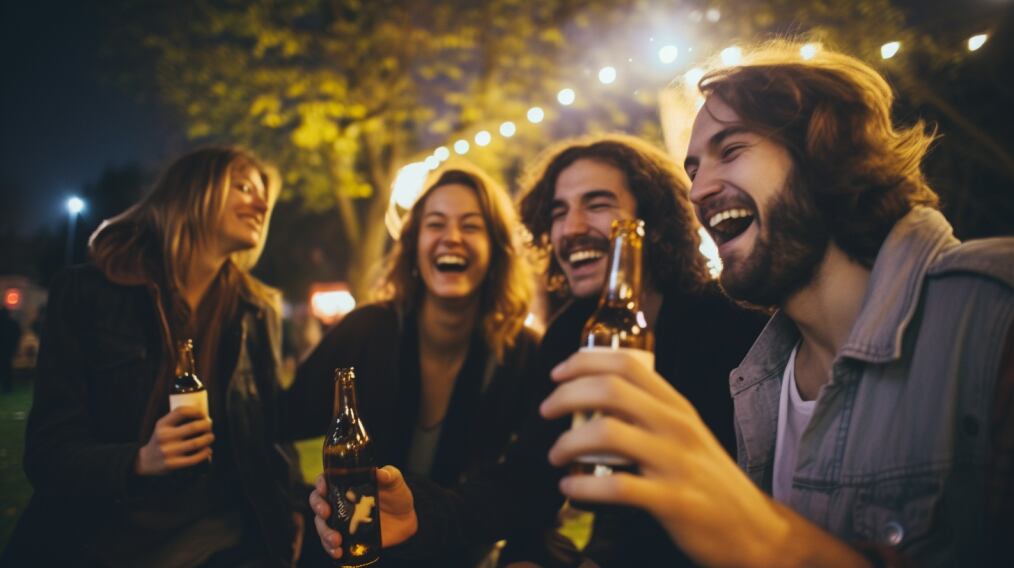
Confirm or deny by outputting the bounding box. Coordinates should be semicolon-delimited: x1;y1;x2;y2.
108;0;1009;297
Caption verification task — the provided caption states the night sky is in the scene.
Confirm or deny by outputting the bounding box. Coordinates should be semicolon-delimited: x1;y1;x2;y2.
0;1;176;236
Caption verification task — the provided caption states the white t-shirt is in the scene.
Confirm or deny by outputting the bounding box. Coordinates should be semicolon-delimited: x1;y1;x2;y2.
772;344;816;503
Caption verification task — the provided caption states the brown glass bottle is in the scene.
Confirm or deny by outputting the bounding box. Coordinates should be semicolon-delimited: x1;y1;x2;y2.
169;339;210;470
323;367;381;567
572;219;655;477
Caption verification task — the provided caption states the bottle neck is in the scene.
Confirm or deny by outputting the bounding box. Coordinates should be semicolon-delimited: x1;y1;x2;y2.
175;340;197;377
332;370;360;421
599;226;643;311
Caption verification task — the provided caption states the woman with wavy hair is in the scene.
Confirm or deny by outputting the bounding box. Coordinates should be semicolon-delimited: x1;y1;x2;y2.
8;147;310;567
290;162;539;567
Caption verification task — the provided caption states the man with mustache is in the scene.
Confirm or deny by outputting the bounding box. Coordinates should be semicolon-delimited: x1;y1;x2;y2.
309;134;764;566
541;44;1013;566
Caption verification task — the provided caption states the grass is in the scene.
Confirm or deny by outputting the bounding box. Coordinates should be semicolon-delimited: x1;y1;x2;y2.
0;374;33;550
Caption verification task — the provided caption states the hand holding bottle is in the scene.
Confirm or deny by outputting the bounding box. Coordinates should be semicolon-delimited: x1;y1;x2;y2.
135;406;214;475
541;348;804;568
310;466;419;560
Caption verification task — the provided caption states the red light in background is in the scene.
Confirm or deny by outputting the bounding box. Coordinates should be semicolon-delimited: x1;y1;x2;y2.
4;288;21;309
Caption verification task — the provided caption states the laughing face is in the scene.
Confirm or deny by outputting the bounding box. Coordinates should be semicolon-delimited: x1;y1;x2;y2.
215;160;269;257
549;158;639;299
416;183;492;303
685;96;829;307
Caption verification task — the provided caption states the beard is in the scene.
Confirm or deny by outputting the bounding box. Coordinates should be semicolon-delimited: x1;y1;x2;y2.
718;176;829;309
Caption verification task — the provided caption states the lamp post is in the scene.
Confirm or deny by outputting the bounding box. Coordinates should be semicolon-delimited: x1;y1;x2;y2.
65;196;85;265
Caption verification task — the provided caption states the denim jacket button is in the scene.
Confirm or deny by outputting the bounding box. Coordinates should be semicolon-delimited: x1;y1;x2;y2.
882;520;904;546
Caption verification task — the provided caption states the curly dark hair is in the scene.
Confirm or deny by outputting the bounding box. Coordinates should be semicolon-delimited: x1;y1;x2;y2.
698;41;939;266
518;133;710;296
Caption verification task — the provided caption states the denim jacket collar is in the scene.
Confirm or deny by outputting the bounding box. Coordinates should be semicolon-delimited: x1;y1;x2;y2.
731;207;959;393
838;207;958;363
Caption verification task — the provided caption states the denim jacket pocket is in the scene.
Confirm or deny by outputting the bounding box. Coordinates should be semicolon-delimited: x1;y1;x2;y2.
851;474;944;550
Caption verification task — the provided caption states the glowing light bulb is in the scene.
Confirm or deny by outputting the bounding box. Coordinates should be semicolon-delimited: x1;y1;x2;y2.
598;66;617;84
880;41;900;59
499;121;516;137
474;130;492;146
658;45;679;64
557;88;576;105
454;139;470;155
527;107;545;124
968;34;987;51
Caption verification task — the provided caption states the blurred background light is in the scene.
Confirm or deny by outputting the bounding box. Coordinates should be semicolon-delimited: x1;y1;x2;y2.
658;45;679;64
433;146;450;161
474;130;492;146
881;41;901;59
391;161;430;209
598;66;617;84
499;121;516;137
557;88;576;105
527;106;545;123
454;139;470;154
968;34;988;51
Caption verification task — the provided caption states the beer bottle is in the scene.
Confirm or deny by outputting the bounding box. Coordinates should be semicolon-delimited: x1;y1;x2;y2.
169;339;210;469
323;367;381;567
572;219;655;477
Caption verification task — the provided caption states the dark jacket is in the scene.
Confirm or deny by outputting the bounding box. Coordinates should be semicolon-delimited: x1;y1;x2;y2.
399;283;766;567
5;264;301;567
287;303;542;566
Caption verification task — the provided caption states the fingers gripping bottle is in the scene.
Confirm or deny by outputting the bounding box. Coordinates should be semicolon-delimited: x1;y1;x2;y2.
571;219;655;477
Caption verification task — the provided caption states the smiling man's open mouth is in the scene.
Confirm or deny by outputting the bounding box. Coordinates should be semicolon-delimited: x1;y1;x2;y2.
706;207;755;246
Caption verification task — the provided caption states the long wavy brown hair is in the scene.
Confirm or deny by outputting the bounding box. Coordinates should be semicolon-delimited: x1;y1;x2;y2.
697;40;939;266
89;146;281;437
374;163;533;362
518;133;710;296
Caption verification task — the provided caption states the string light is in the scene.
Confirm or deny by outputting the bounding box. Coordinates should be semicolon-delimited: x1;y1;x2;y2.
968;34;988;51
499;121;516;137
880;41;901;59
598;66;617;84
454;139;470;154
720;46;742;66
557;88;576;105
434;146;450;161
658;45;679;64
527;106;545;123
800;43;820;60
474;130;492;146
424;155;440;170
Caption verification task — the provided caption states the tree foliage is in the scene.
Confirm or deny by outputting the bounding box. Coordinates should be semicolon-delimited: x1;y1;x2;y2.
109;0;1008;296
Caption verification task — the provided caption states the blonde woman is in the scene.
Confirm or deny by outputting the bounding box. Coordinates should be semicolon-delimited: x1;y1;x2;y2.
9;147;307;567
289;164;539;568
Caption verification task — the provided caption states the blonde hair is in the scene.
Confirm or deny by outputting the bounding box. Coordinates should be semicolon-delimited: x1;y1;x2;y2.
375;162;533;361
90;146;280;296
89;146;281;437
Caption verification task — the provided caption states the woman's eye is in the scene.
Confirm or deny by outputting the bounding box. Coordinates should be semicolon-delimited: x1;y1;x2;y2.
236;183;252;193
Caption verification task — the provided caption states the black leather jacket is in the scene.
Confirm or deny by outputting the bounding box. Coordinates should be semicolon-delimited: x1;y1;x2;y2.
8;264;302;567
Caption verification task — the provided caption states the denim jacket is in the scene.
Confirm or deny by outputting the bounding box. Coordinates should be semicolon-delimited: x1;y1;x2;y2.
730;207;1014;565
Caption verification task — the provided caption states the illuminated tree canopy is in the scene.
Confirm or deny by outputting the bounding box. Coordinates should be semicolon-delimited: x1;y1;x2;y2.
111;0;1007;296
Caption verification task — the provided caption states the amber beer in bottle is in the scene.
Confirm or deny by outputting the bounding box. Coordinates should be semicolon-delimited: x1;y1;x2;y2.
572;219;655;476
324;367;381;567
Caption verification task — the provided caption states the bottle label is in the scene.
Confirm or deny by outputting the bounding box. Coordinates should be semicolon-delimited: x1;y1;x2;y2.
326;466;381;565
169;390;209;417
572;346;655;466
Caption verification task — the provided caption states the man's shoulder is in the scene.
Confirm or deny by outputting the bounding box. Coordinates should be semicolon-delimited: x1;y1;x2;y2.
928;237;1014;290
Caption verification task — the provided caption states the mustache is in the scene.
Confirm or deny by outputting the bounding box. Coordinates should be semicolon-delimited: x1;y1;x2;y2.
558;234;610;259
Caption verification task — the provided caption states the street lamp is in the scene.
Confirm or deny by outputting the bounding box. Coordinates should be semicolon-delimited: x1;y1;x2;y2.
65;196;85;265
